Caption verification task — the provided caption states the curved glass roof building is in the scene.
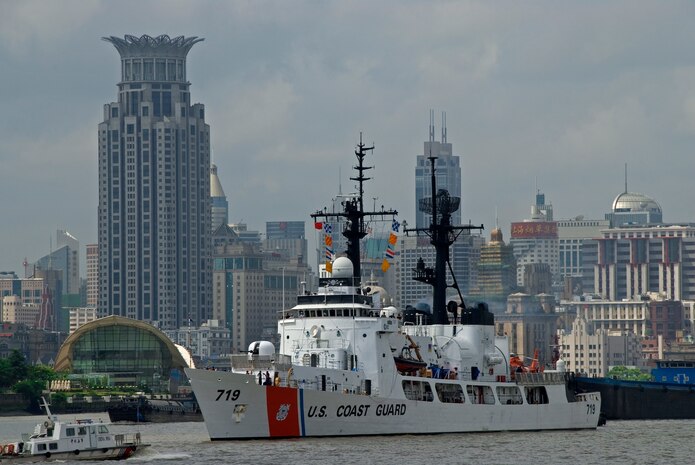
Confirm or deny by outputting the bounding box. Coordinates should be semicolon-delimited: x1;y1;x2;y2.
54;316;192;392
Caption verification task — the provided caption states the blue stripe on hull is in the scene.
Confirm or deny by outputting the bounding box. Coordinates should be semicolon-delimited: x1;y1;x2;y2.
299;389;306;437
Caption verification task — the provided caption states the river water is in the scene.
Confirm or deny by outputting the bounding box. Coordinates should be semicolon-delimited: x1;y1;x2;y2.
0;415;690;465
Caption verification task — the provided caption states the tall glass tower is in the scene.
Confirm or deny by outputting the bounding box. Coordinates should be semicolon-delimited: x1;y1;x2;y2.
415;111;462;229
98;34;212;329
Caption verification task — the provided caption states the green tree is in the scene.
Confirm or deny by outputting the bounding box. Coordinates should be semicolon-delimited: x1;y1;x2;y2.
0;350;28;388
8;350;28;381
607;365;651;381
0;357;13;388
12;363;59;412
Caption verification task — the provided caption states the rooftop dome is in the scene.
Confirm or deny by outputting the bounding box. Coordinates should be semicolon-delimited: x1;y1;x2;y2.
490;227;504;243
612;192;661;213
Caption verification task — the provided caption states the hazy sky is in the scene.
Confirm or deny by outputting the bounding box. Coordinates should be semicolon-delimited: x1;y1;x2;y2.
2;1;695;273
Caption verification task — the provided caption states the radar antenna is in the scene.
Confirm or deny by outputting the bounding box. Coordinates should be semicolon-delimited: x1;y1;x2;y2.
404;156;483;325
311;134;398;285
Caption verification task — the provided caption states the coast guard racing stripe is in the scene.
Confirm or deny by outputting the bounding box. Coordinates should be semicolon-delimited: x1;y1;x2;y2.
265;386;300;437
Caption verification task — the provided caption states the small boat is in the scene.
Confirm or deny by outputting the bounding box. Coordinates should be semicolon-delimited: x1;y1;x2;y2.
0;398;149;462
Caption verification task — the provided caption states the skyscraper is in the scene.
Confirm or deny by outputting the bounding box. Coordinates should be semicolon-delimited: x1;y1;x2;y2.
98;34;212;329
415;111;461;229
399;112;479;309
85;243;98;307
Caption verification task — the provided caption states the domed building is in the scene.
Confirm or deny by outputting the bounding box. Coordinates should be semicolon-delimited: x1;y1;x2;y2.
606;191;662;226
54;316;193;393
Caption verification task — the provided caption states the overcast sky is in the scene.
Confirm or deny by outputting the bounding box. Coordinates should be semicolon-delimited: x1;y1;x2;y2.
2;1;695;273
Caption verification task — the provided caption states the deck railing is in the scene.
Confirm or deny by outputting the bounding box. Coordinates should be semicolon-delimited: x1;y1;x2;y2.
229;354;292;371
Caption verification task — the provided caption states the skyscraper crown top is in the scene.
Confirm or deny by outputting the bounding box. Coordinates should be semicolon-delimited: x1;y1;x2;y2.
102;34;204;58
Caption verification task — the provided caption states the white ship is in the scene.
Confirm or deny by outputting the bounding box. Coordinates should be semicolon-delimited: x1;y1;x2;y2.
186;139;601;439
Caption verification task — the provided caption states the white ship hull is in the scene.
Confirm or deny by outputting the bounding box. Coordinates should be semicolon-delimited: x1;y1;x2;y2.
186;369;601;439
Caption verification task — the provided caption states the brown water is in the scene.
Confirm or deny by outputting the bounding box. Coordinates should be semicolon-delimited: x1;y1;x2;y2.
0;415;690;464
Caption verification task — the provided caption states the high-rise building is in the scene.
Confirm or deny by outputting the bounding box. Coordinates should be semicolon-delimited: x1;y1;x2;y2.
34;230;79;296
210;164;228;231
590;224;695;301
264;221;307;265
401;111;481;308
510;192;559;288
467;228;516;313
85;244;98;308
212;226;309;352
98;34;212;329
1;275;46;328
557;218;609;280
415;111;461;229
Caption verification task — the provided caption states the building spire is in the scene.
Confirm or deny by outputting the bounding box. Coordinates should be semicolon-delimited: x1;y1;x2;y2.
429;109;435;143
624;162;628;194
441;111;447;143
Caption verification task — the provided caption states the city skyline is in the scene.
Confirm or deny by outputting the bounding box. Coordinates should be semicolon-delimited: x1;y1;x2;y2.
3;1;695;272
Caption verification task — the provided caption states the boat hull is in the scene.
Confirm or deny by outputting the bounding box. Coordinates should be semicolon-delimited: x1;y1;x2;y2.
572;376;695;420
187;369;600;440
0;444;148;463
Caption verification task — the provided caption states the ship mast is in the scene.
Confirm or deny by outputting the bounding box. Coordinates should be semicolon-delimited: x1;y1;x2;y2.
404;156;483;325
311;134;398;285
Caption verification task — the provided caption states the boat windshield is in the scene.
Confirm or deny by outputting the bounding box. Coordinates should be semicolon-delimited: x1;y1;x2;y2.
98;425;109;433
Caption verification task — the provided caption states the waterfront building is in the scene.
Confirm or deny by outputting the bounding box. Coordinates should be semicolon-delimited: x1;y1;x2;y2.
559;316;644;377
559;295;684;342
210;164;228;231
54;315;192;392
0;322;64;364
494;292;557;366
98;34;212;329
415;111;461;229
510;192;559;288
85;244;98;308
163;319;230;358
